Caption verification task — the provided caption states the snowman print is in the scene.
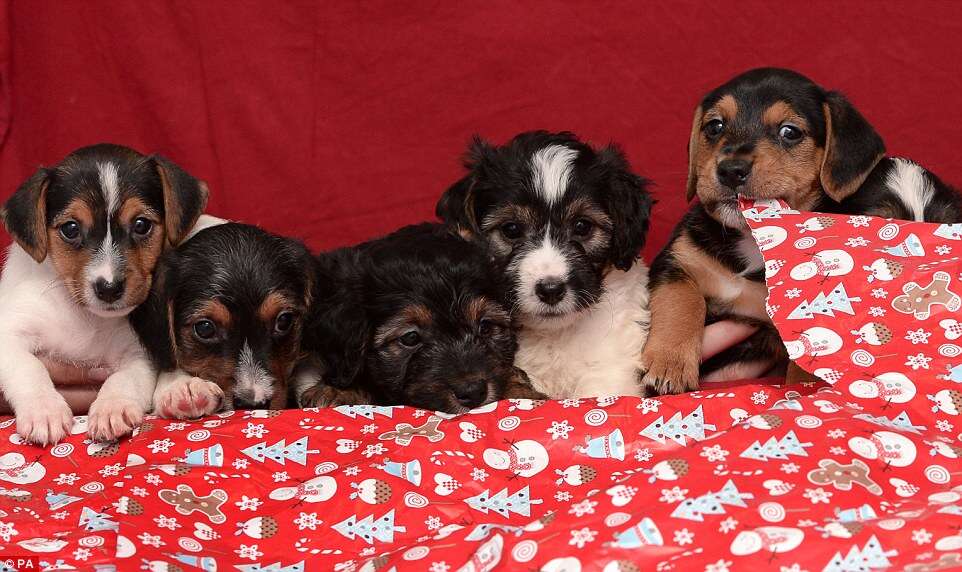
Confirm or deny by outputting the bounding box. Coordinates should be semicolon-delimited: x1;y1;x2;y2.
784;327;844;360
0;452;46;484
752;226;788;251
483;439;549;478
268;475;337;502
790;249;854;281
848;431;917;468
849;372;916;404
730;527;804;556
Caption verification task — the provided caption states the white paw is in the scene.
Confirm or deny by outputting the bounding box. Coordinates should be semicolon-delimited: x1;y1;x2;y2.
16;393;73;446
155;377;224;419
87;398;145;442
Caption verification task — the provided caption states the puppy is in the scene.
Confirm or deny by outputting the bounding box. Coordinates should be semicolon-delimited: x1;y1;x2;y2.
0;144;207;443
436;131;653;398
296;223;544;413
132;223;315;417
834;157;961;222
643;67;960;395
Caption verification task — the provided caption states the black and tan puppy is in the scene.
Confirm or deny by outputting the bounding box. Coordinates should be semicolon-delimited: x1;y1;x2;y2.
132;223;315;416
296;223;545;413
643;67;960;395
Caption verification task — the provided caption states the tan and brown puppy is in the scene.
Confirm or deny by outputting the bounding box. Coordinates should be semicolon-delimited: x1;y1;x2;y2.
641;68;888;394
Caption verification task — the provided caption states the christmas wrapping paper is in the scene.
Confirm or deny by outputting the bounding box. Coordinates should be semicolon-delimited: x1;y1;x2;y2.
0;199;961;571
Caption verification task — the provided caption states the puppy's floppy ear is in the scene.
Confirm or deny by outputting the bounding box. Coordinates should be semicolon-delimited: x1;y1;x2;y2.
152;155;209;247
435;135;496;236
308;252;370;389
130;254;179;372
820;91;886;202
2;168;50;262
597;145;654;271
686;105;704;202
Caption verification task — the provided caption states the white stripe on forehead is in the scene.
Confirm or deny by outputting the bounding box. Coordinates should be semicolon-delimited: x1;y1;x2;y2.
97;161;120;215
236;340;274;403
531;145;578;206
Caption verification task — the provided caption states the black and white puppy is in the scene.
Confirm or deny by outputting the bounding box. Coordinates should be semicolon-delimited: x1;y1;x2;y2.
132;223;315;416
436;131;653;398
296;223;544;413
835;157;961;223
0;144;208;444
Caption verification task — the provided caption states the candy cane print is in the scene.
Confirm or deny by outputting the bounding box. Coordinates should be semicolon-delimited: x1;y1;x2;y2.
298;419;345;431
430;450;476;466
713;464;763;477
295;537;342;555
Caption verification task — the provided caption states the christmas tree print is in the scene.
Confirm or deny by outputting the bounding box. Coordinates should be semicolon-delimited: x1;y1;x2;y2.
740;431;812;461
78;506;118;532
332;509;406;544
853;411;924;434
242;437;316;466
823;535;896;571
788;283;861;320
235;562;305;572
334;405;400;419
45;490;81;510
465;485;543;518
671;480;751;521
640;405;716;446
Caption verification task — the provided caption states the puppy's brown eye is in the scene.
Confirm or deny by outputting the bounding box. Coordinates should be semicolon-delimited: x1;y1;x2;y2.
59;221;81;242
572;218;593;237
703;119;724;138
500;221;523;240
274;311;295;335
132;217;153;238
778;124;803;143
478;318;499;336
193;319;217;340
399;331;421;347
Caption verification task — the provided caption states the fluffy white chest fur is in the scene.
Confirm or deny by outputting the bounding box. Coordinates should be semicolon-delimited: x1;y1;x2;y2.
0;244;143;366
515;261;650;399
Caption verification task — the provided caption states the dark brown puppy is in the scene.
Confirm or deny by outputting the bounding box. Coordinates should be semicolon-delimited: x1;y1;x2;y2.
132;223;316;416
643;68;890;394
296;223;545;413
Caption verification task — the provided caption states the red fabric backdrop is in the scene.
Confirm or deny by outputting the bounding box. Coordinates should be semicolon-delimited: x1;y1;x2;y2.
2;2;961;259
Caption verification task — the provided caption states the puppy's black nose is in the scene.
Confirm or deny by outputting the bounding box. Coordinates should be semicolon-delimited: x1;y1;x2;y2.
233;396;271;410
535;279;567;305
716;159;752;189
453;380;488;408
93;278;125;303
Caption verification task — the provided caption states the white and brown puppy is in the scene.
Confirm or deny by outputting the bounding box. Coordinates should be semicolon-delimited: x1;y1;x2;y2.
0;144;208;444
437;131;653;399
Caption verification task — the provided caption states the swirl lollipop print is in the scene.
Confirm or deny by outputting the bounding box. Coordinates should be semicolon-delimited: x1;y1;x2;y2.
51;443;78;467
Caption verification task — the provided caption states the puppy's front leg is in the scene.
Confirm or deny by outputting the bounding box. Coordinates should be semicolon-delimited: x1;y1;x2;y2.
0;339;73;445
87;356;155;441
503;367;548;400
639;280;707;394
152;369;225;419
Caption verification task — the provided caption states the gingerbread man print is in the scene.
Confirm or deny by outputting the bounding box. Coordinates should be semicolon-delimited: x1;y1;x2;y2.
892;271;962;319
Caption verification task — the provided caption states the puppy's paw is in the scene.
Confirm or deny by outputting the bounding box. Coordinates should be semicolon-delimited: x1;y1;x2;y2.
503;368;548;400
16;393;74;446
155;377;224;419
87;398;144;442
299;384;370;408
639;345;700;395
